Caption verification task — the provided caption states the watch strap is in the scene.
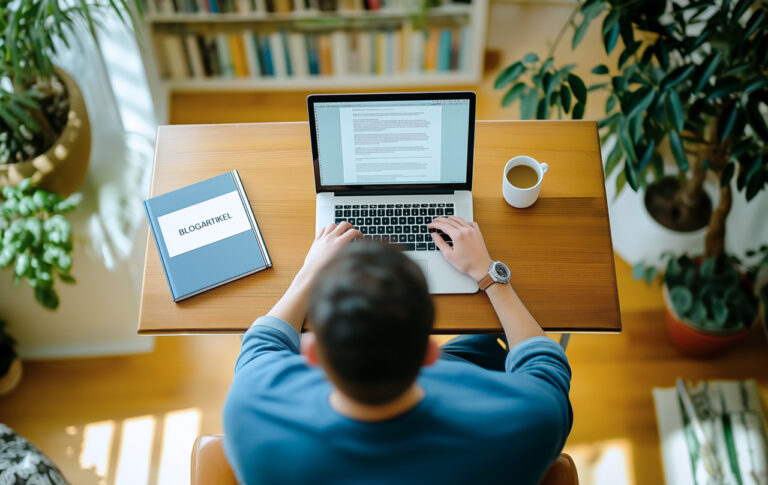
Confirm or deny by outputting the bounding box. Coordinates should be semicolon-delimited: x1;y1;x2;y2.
478;273;495;291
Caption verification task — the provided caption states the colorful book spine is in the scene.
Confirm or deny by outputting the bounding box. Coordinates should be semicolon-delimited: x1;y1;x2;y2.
306;33;319;75
243;31;262;77
450;26;460;71
254;0;266;11
424;28;439;72
273;0;291;12
185;34;206;78
409;29;424;73
259;35;274;76
269;31;288;76
204;35;221;76
208;0;219;13
458;24;470;73
288;31;309;77
385;30;394;74
330;30;349;76
317;33;333;76
216;32;235;77
162;35;189;79
229;34;250;77
375;30;386;74
358;30;372;74
280;30;292;76
437;29;452;72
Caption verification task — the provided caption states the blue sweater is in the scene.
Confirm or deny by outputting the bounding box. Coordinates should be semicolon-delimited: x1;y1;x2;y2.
223;316;573;485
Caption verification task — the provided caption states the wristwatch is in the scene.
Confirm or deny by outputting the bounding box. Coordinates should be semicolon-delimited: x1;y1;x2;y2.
477;261;511;291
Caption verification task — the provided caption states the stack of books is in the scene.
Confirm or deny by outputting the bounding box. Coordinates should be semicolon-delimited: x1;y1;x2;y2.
158;24;469;80
653;379;768;485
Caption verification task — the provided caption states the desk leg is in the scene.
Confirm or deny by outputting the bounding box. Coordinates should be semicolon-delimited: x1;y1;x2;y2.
559;333;571;352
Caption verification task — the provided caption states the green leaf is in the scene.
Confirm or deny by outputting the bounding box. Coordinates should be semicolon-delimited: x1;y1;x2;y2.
655;41;669;70
628;88;656;121
644;267;658;285
606;95;617;113
713;299;729;325
743;77;768;96
522;53;539;64
624;160;639;191
591;64;609;75
521;89;538;120
568;74;587;103
502;82;526;107
618;42;642;69
662;65;695;90
718;103;740;142
15;253;30;277
572;20;591;49
669;131;689;171
700;258;716;277
721;163;735;187
601;10;620;54
495;62;525;90
745;9;766;38
632;262;646;281
670;286;694;314
615;170;627;197
638;139;656;172
34;286;59;310
604;141;622;177
572;102;585;120
666;90;685;133
536;97;548;120
693;51;722;95
560;87;572;113
746;101;768;140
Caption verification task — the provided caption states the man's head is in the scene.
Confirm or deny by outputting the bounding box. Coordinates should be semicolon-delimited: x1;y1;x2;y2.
305;242;436;405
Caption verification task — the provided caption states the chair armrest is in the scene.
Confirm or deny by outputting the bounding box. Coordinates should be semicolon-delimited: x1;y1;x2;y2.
191;434;238;485
539;453;579;485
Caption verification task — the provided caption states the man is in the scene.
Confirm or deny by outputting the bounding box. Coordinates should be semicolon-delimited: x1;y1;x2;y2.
224;217;572;484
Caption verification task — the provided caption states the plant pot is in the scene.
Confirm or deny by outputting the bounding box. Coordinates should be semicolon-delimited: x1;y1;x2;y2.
662;284;751;357
0;68;91;197
0;358;22;396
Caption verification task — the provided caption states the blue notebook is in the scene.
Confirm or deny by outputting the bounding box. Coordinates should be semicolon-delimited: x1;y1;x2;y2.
144;170;272;302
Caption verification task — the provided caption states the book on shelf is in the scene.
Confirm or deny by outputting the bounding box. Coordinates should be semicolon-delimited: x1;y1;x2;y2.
155;20;470;82
653;379;768;485
144;170;272;302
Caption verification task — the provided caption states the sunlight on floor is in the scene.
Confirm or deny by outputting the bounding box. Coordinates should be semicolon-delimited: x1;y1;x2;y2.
71;408;201;485
564;439;635;485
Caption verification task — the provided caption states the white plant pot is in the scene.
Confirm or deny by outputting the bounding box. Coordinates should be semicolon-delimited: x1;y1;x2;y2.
607;173;719;267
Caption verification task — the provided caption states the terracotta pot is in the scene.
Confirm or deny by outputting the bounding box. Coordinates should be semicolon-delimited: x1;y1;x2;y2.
0;68;91;197
662;284;751;357
0;358;22;396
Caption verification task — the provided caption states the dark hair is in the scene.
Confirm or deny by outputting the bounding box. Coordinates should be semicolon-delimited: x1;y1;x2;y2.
308;242;434;405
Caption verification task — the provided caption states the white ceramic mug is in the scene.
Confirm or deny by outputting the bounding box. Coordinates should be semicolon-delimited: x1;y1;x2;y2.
502;156;549;208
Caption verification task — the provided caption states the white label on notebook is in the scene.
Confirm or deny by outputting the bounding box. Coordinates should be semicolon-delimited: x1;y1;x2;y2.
157;191;251;258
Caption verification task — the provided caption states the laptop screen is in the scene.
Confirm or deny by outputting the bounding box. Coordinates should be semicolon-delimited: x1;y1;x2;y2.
309;93;475;191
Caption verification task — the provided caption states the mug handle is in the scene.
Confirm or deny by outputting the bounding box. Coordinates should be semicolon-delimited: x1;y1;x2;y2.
541;162;550;174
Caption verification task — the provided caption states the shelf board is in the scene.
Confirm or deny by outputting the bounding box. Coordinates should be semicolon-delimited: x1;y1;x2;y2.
145;5;473;24
163;72;479;91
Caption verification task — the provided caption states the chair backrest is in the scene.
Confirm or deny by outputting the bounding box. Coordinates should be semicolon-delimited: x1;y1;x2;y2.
191;434;578;485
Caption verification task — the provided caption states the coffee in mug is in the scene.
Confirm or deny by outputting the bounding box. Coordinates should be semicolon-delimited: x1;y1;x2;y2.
505;165;539;189
502;156;549;208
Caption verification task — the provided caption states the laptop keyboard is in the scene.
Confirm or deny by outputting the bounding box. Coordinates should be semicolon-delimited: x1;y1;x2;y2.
334;203;454;251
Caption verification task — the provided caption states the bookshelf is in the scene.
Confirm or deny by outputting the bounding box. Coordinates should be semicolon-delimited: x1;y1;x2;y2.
138;0;489;94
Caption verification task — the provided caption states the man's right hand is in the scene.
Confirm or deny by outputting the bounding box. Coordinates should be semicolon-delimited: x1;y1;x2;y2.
427;216;492;281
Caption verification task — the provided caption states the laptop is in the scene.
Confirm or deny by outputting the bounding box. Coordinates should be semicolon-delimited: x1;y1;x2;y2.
308;91;478;294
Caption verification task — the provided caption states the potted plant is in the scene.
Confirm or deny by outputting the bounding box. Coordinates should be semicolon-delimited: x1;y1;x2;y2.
0;320;21;395
0;0;140;196
0;179;79;309
637;255;758;357
495;0;768;353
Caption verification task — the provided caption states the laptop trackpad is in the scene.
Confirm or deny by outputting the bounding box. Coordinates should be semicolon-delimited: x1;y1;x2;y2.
413;259;429;279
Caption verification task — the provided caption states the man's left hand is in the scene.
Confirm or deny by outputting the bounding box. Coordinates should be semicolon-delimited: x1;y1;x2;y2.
297;222;361;284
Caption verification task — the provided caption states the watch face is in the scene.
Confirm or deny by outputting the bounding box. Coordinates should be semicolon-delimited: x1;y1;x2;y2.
491;261;511;282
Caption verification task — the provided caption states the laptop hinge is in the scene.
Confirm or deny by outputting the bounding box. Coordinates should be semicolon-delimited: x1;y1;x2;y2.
337;188;455;196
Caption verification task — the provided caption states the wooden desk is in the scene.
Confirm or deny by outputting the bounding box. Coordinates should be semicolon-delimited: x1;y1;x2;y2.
138;121;621;334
